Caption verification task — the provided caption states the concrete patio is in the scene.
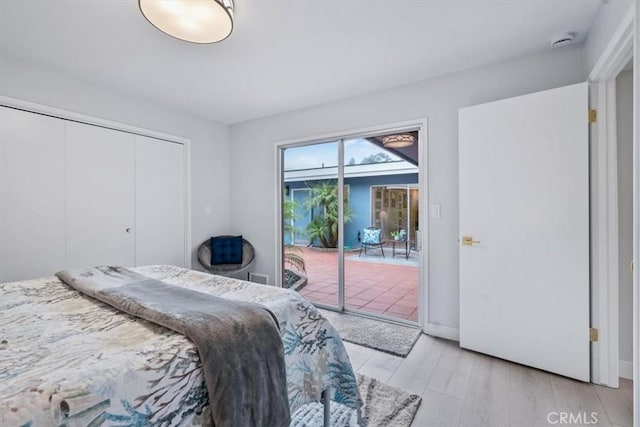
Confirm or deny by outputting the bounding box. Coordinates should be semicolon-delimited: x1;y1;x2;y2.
294;246;419;322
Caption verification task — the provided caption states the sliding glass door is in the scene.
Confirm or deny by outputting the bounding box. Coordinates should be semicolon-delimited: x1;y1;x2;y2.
282;141;339;308
280;129;421;324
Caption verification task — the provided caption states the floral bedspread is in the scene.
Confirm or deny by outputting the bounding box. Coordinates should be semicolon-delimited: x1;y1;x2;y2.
0;265;361;426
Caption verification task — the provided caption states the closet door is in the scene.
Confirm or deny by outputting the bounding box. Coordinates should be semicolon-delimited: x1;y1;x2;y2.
66;122;135;268
135;135;185;267
0;107;66;282
0;107;3;282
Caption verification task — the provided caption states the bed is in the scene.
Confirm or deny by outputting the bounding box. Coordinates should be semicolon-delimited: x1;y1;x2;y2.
0;265;361;426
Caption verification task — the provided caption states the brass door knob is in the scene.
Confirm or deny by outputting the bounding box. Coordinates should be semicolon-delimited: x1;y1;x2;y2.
462;236;481;246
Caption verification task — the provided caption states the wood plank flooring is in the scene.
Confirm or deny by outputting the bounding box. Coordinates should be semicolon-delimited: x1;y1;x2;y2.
344;335;633;426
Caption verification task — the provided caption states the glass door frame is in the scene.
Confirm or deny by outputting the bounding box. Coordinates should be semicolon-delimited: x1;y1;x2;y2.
275;119;427;328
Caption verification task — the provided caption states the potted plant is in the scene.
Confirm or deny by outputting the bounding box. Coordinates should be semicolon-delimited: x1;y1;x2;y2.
391;230;401;240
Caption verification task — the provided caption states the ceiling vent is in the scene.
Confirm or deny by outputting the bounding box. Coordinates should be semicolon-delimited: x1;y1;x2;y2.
550;32;576;48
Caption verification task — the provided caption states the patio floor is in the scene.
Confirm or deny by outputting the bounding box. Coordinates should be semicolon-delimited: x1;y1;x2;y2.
294;246;419;322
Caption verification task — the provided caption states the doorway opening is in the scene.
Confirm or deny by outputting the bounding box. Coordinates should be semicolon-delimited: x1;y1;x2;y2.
615;58;633;383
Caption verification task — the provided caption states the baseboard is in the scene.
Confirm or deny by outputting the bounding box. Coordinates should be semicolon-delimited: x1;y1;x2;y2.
425;323;459;341
619;360;633;380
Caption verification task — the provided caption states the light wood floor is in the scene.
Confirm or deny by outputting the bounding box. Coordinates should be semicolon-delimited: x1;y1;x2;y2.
344;334;633;427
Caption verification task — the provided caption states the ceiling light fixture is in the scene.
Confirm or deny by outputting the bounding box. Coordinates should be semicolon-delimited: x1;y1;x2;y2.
139;0;234;44
381;133;415;148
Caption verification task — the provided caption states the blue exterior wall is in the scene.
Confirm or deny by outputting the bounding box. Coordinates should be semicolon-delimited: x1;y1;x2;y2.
284;173;418;248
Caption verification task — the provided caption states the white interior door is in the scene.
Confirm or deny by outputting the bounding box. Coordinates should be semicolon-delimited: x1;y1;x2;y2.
66;122;135;268
135;135;185;267
0;107;66;282
459;82;590;381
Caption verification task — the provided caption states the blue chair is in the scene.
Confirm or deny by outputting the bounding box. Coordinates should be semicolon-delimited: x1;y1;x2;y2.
359;227;386;258
197;236;255;278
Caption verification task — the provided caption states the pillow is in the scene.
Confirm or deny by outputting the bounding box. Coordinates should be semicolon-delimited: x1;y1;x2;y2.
211;235;243;265
362;228;381;244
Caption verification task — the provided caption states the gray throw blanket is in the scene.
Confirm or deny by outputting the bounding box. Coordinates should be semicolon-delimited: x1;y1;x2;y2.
55;266;290;427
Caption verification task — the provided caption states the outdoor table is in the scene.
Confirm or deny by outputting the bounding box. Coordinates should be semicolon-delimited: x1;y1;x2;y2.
391;239;411;260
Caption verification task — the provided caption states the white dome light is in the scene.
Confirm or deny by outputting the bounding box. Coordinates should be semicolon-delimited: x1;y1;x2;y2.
139;0;234;44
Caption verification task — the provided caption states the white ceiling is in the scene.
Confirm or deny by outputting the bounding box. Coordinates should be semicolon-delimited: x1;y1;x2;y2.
0;0;601;124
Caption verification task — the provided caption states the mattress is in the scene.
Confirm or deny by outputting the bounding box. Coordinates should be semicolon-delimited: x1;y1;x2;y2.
0;265;360;426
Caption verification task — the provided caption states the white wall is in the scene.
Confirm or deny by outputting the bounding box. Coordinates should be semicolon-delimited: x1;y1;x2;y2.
0;55;231;269
229;46;586;331
616;68;633;366
585;1;633;74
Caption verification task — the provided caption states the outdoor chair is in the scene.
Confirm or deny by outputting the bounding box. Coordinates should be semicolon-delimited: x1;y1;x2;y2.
359;227;386;258
197;235;255;279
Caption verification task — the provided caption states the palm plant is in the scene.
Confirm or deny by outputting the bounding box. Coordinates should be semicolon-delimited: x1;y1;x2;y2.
304;180;353;248
283;198;306;273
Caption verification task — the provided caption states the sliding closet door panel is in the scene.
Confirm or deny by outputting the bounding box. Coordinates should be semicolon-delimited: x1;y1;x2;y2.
66;122;135;268
0;107;4;283
135;136;185;267
0;107;3;282
1;107;66;282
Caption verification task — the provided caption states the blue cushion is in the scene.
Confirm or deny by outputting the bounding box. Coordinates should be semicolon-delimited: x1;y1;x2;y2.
211;235;243;265
362;228;382;244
